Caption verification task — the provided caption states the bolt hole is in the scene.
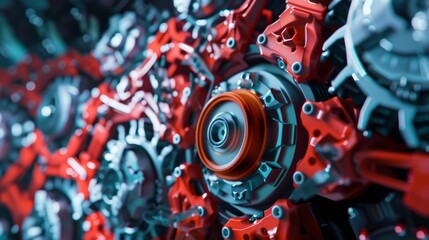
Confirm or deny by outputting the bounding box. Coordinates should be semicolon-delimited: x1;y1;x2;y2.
244;234;250;240
261;228;268;235
260;165;267;172
265;95;272;103
313;130;321;137
291;47;296;52
309;157;316;165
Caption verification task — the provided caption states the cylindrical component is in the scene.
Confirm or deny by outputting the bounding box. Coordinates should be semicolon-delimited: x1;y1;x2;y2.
196;89;267;181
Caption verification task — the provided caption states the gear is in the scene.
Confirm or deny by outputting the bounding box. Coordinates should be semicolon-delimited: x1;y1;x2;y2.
327;0;429;150
93;5;166;78
89;119;176;238
196;64;329;218
36;76;93;149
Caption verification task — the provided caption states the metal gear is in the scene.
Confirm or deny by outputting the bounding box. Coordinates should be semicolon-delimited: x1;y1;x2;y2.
196;64;329;218
21;178;84;240
36;76;92;149
93;4;166;78
89;119;176;238
326;0;429;150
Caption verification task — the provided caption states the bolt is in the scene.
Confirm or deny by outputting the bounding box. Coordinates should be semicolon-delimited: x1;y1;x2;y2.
277;59;286;69
271;205;283;219
363;130;372;138
226;38;236;48
293;171;305;185
257;34;267;45
291;62;302;74
172;134;181;144
222;227;232;238
302;102;314;115
173;167;182;178
183;87;191;97
197;206;206;217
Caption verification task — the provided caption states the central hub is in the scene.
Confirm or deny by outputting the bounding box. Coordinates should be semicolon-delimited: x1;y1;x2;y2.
196;89;267;181
101;168;122;200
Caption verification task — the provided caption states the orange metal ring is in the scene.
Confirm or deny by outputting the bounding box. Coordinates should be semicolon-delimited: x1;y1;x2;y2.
196;89;267;181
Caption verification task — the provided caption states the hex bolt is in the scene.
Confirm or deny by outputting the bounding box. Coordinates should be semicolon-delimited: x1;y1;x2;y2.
291;62;302;74
222;227;232;238
293;171;305;185
257;34;267;45
271;205;284;219
226;38;236;48
302;102;314;115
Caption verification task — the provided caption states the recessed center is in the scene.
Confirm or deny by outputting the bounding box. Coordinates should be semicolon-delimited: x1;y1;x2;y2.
208;118;229;147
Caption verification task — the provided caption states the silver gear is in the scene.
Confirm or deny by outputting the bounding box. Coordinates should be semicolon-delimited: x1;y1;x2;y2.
22;178;84;240
326;0;429;150
36;75;92;150
89;118;176;238
199;64;329;219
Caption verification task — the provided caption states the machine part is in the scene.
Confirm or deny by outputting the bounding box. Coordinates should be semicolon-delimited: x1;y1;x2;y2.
348;193;429;240
355;150;429;217
173;0;243;19
93;6;164;77
89;119;175;238
196;89;268;181
132;0;270;148
327;0;429;150
258;0;337;83
21;178;85;240
0;99;35;177
196;64;328;217
82;212;113;240
223;199;323;240
36;76;91;149
292;97;369;202
168;163;218;239
22;189;76;240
